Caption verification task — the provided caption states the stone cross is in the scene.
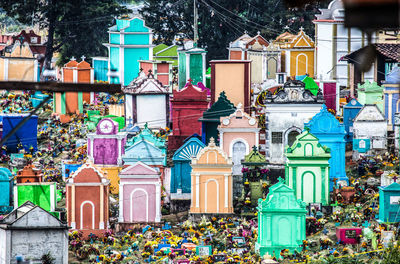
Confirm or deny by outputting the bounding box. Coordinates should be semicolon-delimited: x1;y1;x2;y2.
71;56;76;61
299;26;304;31
81;55;86;61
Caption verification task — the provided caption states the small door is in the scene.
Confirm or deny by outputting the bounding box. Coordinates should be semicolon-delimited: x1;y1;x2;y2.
302;172;314;203
277;217;291;246
287;130;300;148
232;141;246;175
130;189;148;222
80;202;94;229
94;144;106;164
205;180;218;213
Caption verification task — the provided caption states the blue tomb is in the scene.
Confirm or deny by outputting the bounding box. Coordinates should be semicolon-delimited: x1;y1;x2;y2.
343;99;363;142
0;167;13;214
305;105;348;190
383;67;400;131
171;136;205;200
379;182;400;223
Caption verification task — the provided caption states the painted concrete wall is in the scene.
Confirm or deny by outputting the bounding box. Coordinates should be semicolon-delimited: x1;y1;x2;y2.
9;230;68;263
265;104;322;164
122;180;158;222
136;94;167;128
214;62;248;107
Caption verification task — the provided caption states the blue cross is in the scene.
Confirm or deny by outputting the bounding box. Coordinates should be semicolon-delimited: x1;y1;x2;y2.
161;237;168;244
322;228;329;235
206;232;213;241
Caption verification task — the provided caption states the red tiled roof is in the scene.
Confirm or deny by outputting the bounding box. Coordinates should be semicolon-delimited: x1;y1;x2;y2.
375;44;400;62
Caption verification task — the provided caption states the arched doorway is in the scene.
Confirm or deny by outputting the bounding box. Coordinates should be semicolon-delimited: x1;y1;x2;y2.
232;141;247;175
287;130;300;148
302;172;315;203
130;188;148;222
80;201;95;229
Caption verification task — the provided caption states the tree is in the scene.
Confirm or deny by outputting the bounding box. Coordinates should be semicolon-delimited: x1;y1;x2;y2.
141;0;329;62
0;0;128;77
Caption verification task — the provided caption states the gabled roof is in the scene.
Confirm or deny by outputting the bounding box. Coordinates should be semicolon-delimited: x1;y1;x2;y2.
243;146;267;165
258;178;307;212
229;33;269;50
126;123;166;149
192;138;231;165
305;104;345;135
342;44;400;63
219;103;258;128
0;201;67;229
120;161;159;176
200;92;236;121
123;70;168;94
68;162;108;184
288;29;315;49
173;137;205;161
285;129;331;158
354;104;386;122
357;80;384;93
172;81;208;102
380;182;400;191
344;98;363;108
154;44;178;57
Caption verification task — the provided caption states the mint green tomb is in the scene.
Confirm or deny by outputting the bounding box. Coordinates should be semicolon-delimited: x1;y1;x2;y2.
357;81;384;112
255;178;306;258
178;45;207;89
285;129;331;205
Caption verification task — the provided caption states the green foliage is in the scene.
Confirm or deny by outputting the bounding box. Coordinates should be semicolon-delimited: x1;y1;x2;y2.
0;1;129;67
381;245;400;264
141;0;329;62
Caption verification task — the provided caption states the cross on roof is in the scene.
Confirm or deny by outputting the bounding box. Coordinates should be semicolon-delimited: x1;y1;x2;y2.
299;26;304;31
71;56;76;61
393;175;398;182
187;78;193;84
81;55;86;61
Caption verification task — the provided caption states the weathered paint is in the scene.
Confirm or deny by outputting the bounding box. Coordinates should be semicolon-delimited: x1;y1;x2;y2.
190;139;233;215
255;179;306;258
285;130;331;205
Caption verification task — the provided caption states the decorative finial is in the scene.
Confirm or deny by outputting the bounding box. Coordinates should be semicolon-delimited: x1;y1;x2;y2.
209;137;215;146
299;26;304;31
252;145;258;152
81;55;86;61
237;102;243;110
257;31;260;35
244;30;248;34
71;56;76;61
284;25;289;30
188;78;193;84
278;177;284;183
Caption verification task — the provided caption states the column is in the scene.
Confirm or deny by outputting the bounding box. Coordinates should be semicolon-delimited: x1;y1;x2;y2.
99;185;104;229
50;184;55;211
196;174;200;208
185;53;190;81
118;183;124;222
155;182;161;222
224;174;229;209
321;167;327;205
292;167;297;197
117;138;122;165
71;185;76;229
4;58;8;81
202;52;206;84
219;131;224;148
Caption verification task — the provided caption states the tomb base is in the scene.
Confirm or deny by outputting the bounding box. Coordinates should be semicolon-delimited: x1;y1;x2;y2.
170;199;191;213
116;222;163;232
189;212;235;221
255;242;302;260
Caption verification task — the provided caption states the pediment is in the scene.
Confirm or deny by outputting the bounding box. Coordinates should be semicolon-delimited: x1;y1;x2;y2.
173;137;205;161
120;161;158;175
124;140;163;157
11;207;62;228
354;105;385;122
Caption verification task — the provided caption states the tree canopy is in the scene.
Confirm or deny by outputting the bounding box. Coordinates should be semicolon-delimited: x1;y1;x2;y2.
0;0;128;72
141;0;329;62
